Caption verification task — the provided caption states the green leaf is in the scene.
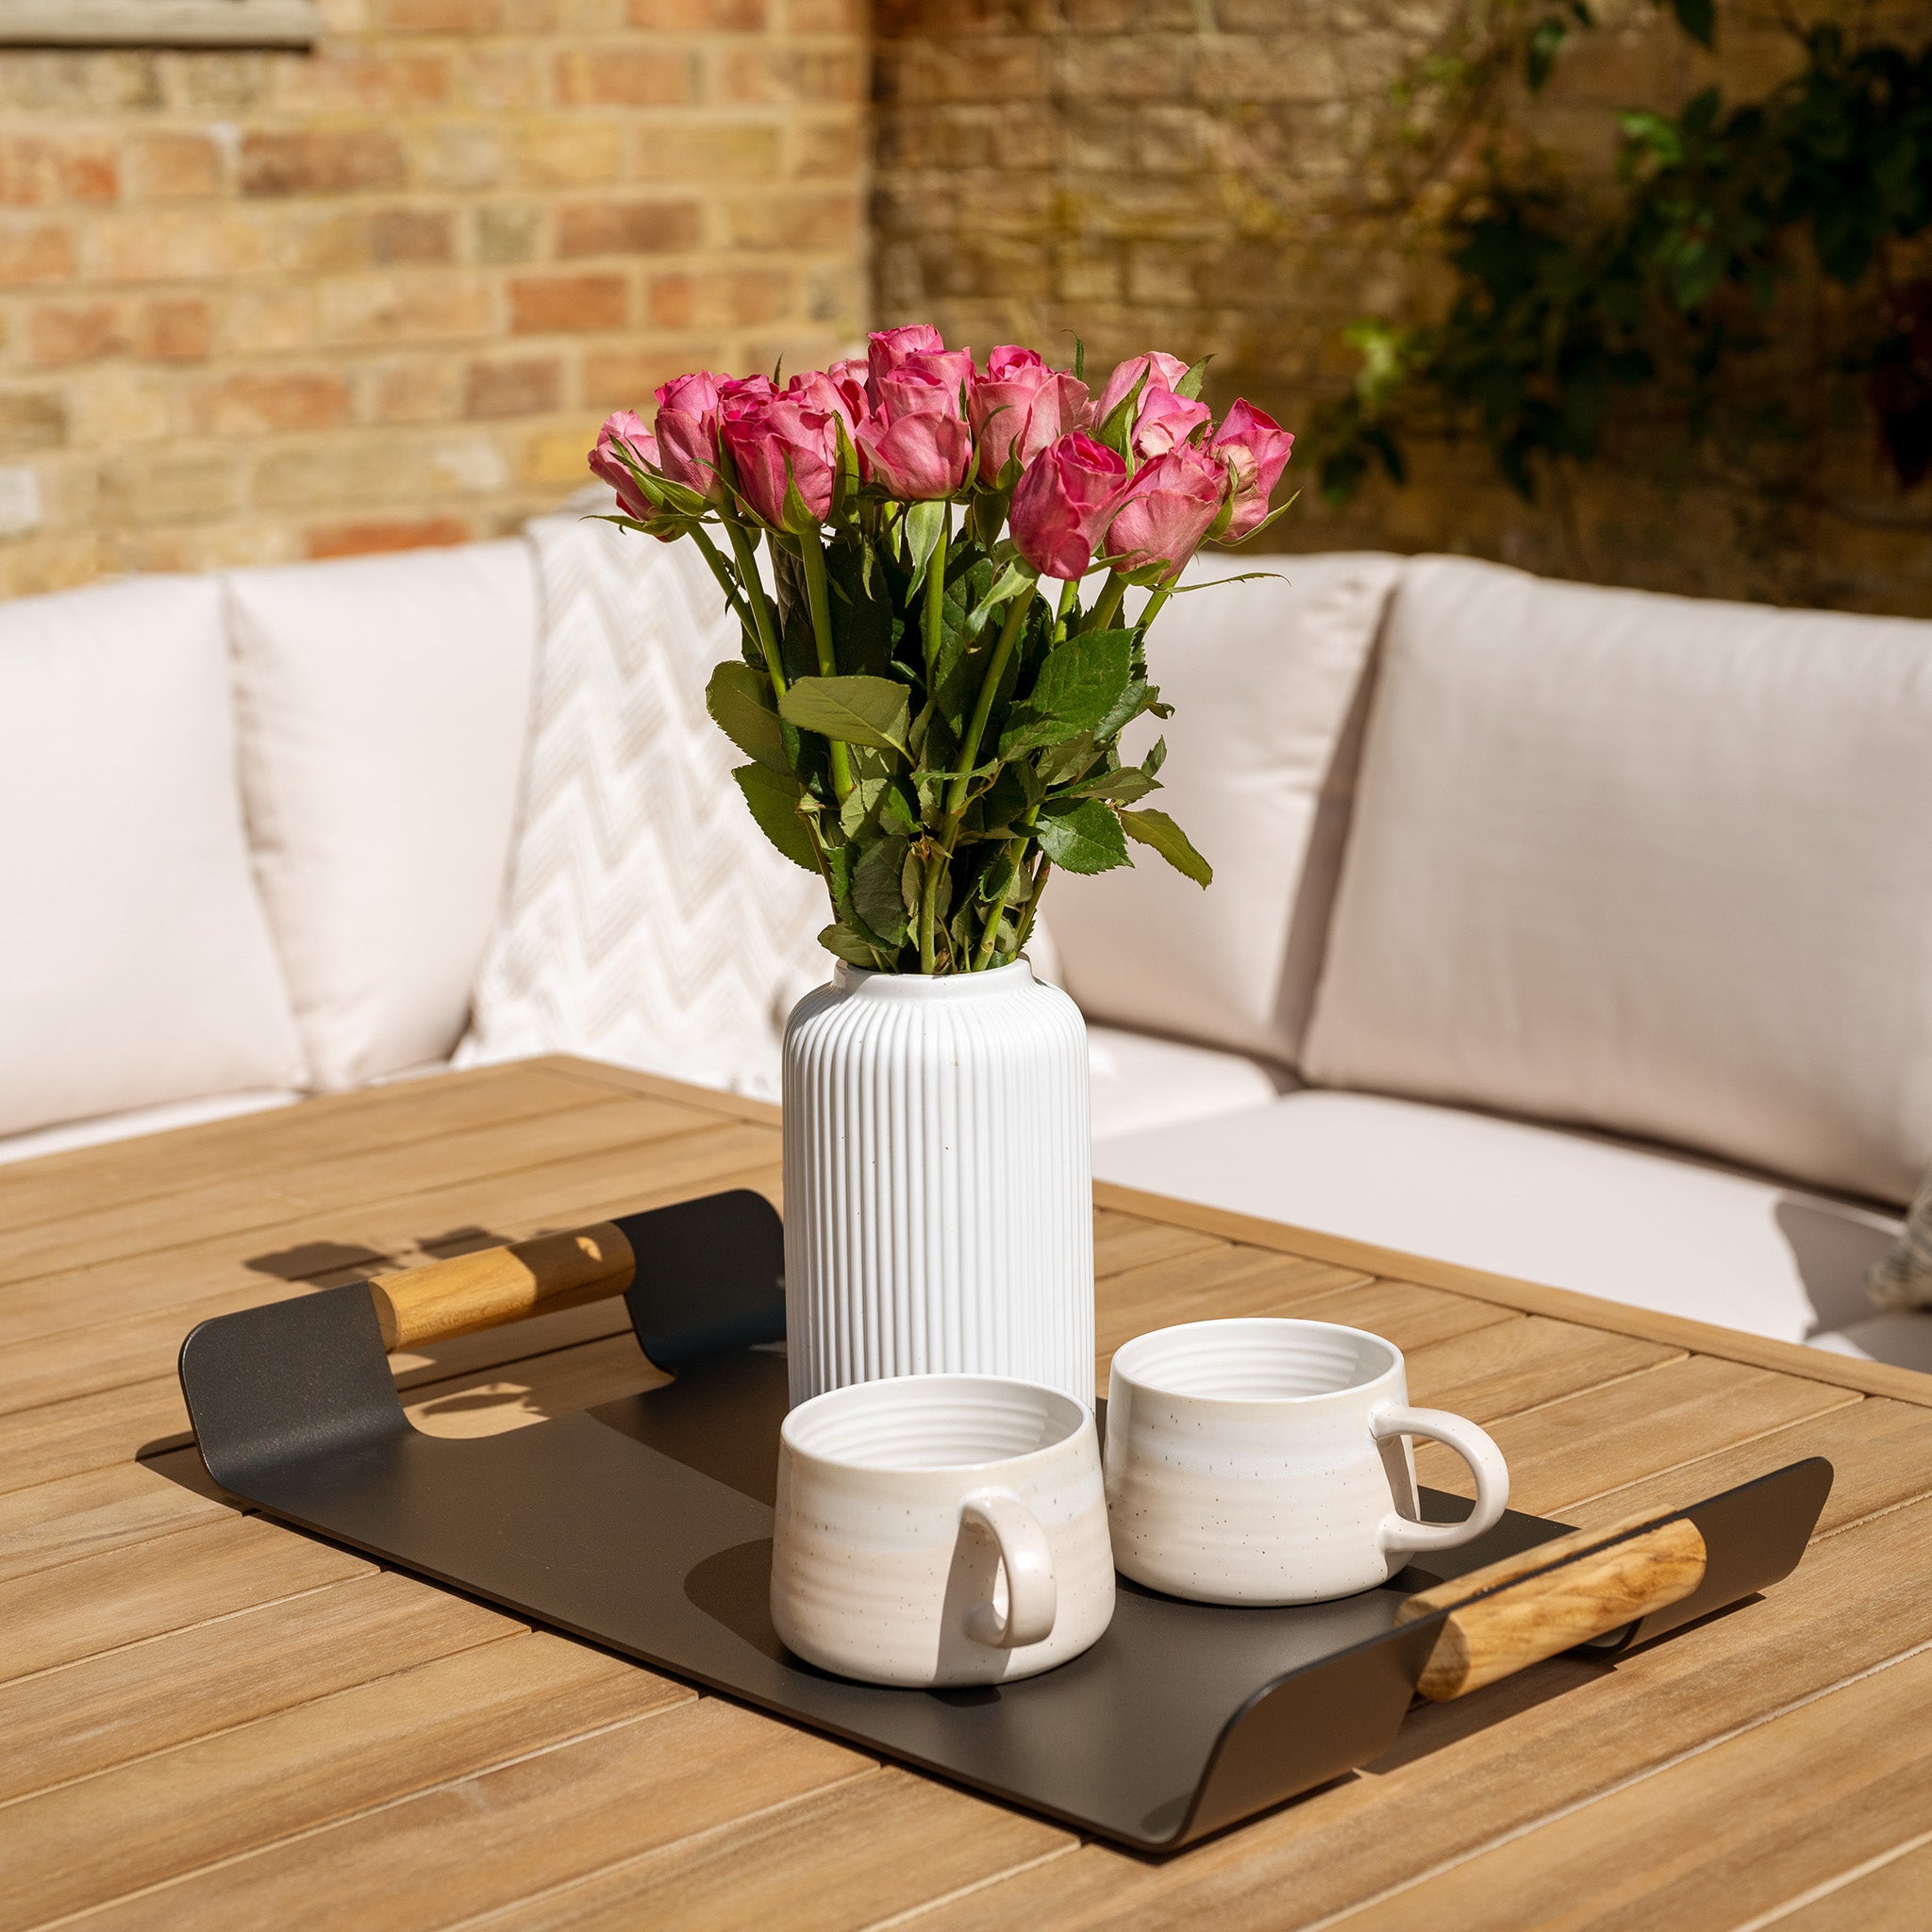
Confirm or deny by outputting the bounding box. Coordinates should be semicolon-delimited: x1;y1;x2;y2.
1034;730;1096;789
1525;13;1568;91
1095;370;1149;455
1033;797;1130;874
1174;355;1212;401
1091;676;1157;744
852;836;911;947
818;922;882;967
707;661;789;774
903;499;946;592
1117;807;1212;886
780;675;911;756
998;629;1135;758
1073;335;1086;382
733;765;819;874
1062;763;1158;804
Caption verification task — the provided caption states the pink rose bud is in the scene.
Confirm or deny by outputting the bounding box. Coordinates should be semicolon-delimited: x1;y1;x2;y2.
856;364;973;501
969;346;1092;481
589;408;659;521
1105;443;1227;578
721;392;841;529
717;373;777;420
1211;399;1296;538
650;371;723;502
1129;384;1212;462
1008;431;1131;581
866;324;947;391
786;367;861;434
1092;350;1191;425
824;357;871;425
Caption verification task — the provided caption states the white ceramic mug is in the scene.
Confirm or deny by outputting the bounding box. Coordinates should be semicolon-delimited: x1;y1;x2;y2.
771;1373;1116;1688
1105;1317;1509;1605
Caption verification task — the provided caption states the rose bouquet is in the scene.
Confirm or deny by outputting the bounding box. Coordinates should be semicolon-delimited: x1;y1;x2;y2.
589;325;1295;976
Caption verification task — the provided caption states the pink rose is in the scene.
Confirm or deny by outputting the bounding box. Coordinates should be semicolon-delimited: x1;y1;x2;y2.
1008;431;1131;581
589;408;659;521
1091;350;1191;426
1211;399;1296;538
1105;443;1227;578
866;324;946;388
1128;384;1212;462
856;364;973;501
786;367;861;434
718;373;776;420
969;346;1091;481
650;372;723;502
722;391;841;528
824;357;871;425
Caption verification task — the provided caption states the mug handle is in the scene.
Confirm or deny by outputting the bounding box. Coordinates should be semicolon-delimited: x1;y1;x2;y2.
1371;1406;1510;1556
958;1491;1058;1650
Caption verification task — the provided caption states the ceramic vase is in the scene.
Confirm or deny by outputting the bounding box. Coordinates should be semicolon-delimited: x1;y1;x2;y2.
780;958;1093;1409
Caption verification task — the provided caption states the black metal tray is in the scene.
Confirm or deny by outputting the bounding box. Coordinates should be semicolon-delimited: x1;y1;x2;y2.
175;1190;1831;1852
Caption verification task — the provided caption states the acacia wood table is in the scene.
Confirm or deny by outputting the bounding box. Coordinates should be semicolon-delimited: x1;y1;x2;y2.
7;1055;1932;1930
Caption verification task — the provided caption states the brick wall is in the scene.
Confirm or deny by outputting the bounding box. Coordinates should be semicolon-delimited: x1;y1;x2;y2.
0;0;866;597
874;1;1932;616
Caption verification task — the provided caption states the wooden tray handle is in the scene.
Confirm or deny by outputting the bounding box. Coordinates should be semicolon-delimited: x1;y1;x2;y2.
1394;1508;1708;1700
368;1223;638;1352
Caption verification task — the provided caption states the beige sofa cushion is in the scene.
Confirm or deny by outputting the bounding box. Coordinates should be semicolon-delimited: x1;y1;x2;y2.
1302;557;1932;1205
0;574;307;1138
1047;551;1402;1067
1092;1088;1907;1349
225;541;537;1091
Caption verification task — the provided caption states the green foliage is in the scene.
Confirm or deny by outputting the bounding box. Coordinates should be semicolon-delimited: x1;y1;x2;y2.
1320;11;1932;508
698;503;1216;974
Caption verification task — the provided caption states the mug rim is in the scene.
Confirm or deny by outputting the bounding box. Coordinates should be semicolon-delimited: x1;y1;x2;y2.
781;1371;1090;1476
1109;1316;1403;1407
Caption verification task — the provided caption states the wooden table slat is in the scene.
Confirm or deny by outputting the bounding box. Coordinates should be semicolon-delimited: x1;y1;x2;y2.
3;1633;690;1932
60;1699;873;1932
1;1513;370;1685
0;1571;517;1803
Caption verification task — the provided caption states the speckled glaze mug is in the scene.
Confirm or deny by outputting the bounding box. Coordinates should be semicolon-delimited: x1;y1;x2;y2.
1105;1318;1509;1605
771;1374;1116;1688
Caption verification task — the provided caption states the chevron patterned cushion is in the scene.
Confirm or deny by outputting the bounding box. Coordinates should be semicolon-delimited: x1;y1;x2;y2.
456;504;831;1100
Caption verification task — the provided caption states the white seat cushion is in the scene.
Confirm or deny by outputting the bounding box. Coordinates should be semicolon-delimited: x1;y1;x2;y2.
1047;551;1402;1068
1092;1088;1907;1350
0;574;307;1139
225;541;537;1091
457;510;829;1101
1087;1024;1285;1142
0;1088;302;1166
1302;557;1932;1206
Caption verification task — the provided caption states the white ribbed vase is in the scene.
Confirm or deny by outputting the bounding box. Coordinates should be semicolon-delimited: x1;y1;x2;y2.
781;958;1093;1410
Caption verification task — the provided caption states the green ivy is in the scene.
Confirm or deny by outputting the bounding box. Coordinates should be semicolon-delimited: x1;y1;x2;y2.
1320;13;1932;507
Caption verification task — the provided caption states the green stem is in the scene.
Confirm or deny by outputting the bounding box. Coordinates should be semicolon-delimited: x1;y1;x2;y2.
945;589;1035;820
1137;582;1175;635
1055;577;1080;626
724;515;786;700
972;836;1026;971
1012;856;1053;959
922;505;951;676
798;530;854;805
690;525;755;635
1083;571;1127;635
917;847;945;975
